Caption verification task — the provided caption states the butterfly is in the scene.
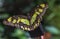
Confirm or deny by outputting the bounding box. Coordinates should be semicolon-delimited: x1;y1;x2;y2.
3;3;48;31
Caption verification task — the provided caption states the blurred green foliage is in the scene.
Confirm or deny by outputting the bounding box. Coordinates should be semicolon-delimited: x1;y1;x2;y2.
11;29;27;39
0;0;60;39
0;13;9;19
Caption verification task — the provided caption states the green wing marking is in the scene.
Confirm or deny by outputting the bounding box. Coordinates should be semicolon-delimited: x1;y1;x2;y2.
21;18;30;25
31;13;37;24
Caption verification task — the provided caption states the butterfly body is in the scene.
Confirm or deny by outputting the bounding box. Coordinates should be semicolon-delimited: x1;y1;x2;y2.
3;3;48;31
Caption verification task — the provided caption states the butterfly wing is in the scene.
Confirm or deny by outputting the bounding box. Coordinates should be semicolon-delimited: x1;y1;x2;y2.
3;3;48;31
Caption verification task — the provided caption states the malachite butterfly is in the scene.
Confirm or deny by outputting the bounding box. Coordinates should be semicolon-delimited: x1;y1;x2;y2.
3;3;48;31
